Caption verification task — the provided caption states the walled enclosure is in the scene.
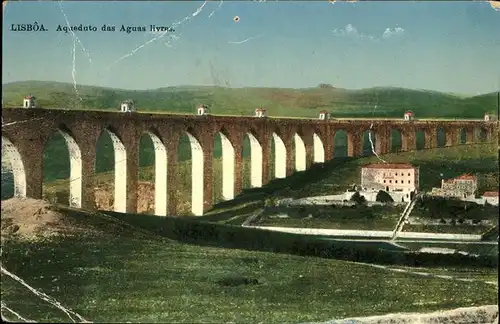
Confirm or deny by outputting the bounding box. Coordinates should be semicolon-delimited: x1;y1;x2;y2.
2;108;497;216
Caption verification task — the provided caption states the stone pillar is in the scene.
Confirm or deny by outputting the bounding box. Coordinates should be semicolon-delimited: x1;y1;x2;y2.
285;138;294;177
424;128;437;149
377;127;391;155
446;128;459;147
234;142;243;197
79;142;97;210
261;134;271;186
348;131;362;157
324;130;335;160
124;140;139;214
304;133;314;169
466;128;474;144
166;144;179;216
17;140;44;199
202;138;213;213
402;130;416;151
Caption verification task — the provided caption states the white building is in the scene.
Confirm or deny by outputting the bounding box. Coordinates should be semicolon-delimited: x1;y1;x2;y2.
431;174;478;199
403;111;414;121
120;100;135;112
197;104;209;116
361;163;419;202
484;113;497;122
23;95;37;108
318;110;330;120
482;191;499;206
255;108;266;118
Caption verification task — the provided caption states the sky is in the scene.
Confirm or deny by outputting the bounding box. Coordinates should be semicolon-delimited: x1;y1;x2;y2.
2;1;500;95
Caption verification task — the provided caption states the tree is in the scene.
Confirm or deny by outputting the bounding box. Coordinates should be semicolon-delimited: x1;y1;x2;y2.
376;190;394;203
350;191;367;205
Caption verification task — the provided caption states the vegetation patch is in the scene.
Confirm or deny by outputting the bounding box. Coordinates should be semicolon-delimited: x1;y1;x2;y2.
0;199;497;323
254;204;403;230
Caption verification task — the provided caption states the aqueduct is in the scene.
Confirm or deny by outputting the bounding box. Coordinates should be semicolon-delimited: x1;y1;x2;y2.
2;108;497;216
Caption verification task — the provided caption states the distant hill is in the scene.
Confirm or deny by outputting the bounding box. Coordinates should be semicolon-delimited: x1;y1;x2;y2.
2;81;498;118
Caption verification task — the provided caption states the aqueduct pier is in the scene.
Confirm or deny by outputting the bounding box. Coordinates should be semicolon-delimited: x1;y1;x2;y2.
1;108;498;216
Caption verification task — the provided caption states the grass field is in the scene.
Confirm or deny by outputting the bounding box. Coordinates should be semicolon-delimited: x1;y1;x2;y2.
1;206;498;323
253;205;404;230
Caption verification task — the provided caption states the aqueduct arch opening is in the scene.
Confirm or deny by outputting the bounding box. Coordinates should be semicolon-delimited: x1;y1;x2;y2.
333;130;348;158
186;131;204;216
362;129;377;156
436;127;446;148
293;133;306;171
138;131;168;216
272;132;286;179
459;128;467;144
213;131;235;202
416;130;425;150
95;129;127;213
391;129;402;152
1;136;26;199
477;127;488;142
42;129;82;208
245;132;263;188
312;133;325;163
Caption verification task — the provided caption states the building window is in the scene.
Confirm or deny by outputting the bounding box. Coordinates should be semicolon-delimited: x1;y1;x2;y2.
408;173;410;176
395;173;398;176
408;180;410;184
389;180;392;183
383;180;386;183
395;180;398;183
383;173;386;177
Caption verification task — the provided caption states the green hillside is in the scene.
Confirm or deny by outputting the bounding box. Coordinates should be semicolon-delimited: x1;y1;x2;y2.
2;81;498;118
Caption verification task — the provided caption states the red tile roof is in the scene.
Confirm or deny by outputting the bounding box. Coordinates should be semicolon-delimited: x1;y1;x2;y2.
454;174;477;181
255;108;265;112
363;163;416;170
24;96;35;99
483;191;499;197
404;111;414;115
319;110;329;114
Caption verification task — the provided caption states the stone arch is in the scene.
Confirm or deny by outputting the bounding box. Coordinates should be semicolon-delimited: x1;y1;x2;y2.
214;128;236;201
333;129;348;158
96;128;127;213
142;130;168;216
245;131;263;188
391;129;403;152
1;136;26;199
293;133;306;171
313;133;325;163
272;132;286;178
185;130;204;216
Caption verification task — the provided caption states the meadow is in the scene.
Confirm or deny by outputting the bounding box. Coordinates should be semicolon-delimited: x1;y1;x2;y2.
2;82;499;323
1;207;498;323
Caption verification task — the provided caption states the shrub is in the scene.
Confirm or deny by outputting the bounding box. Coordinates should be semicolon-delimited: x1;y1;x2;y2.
350;191;367;205
376;190;394;203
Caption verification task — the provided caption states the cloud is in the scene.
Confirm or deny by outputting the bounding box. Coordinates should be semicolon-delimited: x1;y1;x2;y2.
332;24;405;41
382;27;405;38
332;24;377;41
